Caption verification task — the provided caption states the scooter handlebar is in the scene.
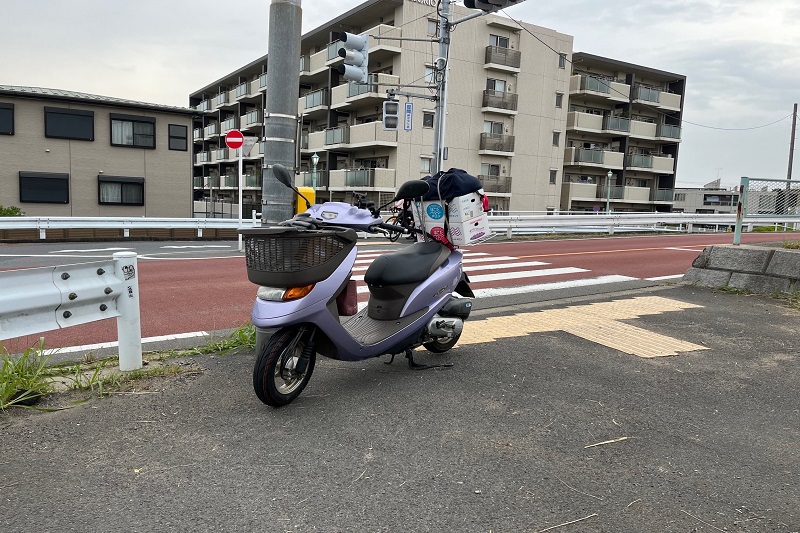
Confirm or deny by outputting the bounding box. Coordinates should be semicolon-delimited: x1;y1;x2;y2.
371;222;410;234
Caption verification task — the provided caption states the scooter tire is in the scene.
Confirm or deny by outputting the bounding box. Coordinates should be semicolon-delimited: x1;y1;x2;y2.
423;333;461;353
253;327;316;407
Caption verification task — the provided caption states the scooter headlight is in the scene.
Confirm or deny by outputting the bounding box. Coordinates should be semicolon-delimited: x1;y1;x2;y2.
257;284;315;302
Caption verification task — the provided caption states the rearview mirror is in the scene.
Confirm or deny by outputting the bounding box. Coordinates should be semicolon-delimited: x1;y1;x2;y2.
394;180;430;201
271;164;293;188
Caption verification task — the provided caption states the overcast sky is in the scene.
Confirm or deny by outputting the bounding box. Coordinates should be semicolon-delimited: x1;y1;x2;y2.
3;0;798;188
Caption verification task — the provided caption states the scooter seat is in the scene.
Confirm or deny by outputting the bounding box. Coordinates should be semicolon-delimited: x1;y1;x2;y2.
364;241;450;286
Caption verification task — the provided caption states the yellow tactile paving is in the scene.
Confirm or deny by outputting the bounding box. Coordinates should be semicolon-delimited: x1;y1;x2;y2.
460;296;708;358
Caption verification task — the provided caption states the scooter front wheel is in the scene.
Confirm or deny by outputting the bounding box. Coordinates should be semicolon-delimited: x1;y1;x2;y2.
253;326;316;407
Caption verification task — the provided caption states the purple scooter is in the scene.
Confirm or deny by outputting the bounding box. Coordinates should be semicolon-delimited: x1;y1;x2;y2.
239;164;474;407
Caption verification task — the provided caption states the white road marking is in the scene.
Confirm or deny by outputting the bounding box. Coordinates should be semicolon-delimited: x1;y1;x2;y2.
468;267;588;283
665;247;704;252
51;331;211;354
50;247;133;253
161;245;231;249
646;274;684;281
472;275;640;298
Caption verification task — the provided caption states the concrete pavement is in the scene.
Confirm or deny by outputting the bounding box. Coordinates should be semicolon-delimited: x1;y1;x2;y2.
1;283;799;532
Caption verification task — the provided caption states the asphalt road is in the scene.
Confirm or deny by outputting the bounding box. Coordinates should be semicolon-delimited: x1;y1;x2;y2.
2;284;798;532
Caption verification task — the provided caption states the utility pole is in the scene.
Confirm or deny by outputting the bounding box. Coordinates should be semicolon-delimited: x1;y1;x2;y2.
431;0;452;175
788;103;797;182
262;0;302;224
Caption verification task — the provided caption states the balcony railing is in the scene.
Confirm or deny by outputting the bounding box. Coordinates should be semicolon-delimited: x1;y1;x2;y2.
327;41;341;61
204;123;218;137
195;100;211;112
580;76;611;94
300;55;308;73
604;116;631;133
348;77;379;97
653;188;675;202
222;175;238;188
206;176;220;188
344;169;374;187
575;148;605;164
235;83;248;98
658;123;682;139
325;125;350;145
300;170;329;188
193;128;203;140
216;148;232;161
214;92;228;107
193;176;204;187
484;45;521;68
482;90;518;111
303;88;328;109
244;110;261;126
244;174;262;188
478;175;512;194
479;132;515;152
628;154;654;168
635;85;661;103
259;73;268;89
221;118;237;133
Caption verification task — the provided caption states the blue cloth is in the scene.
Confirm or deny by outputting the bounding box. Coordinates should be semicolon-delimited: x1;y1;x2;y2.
421;168;483;201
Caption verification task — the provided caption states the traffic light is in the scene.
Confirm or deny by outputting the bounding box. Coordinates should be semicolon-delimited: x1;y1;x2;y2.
382;100;399;131
463;0;522;11
335;32;369;84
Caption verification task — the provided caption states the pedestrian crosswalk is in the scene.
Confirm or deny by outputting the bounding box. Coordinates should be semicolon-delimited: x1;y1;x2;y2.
351;249;639;299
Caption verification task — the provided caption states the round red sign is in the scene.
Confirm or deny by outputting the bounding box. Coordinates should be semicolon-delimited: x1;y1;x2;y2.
225;130;244;149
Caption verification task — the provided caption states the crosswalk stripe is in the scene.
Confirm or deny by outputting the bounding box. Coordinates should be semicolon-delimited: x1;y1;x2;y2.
468;267;588;283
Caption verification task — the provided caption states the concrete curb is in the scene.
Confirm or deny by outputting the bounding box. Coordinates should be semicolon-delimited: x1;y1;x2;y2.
682;244;800;295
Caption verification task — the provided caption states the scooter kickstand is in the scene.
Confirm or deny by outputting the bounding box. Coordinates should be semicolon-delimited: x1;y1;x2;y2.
405;349;453;370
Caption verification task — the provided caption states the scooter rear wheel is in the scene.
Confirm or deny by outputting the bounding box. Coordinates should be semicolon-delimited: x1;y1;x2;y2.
423;332;461;353
253;327;316;407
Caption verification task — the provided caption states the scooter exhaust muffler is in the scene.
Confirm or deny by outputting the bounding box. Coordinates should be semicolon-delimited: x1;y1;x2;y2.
426;316;464;338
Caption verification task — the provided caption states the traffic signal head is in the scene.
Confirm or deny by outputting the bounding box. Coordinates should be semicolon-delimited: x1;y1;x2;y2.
335;31;369;84
463;0;522;11
382;100;399;131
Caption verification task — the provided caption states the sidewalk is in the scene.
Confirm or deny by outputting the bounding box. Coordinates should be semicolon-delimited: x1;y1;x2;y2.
2;284;799;532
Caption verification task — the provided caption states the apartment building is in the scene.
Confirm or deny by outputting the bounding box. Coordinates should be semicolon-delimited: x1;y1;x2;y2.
0;85;195;218
189;0;572;214
562;53;685;213
672;180;739;214
189;0;684;216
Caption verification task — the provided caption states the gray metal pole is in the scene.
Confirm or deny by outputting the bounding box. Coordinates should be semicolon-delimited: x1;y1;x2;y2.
787;103;797;182
262;0;302;224
431;0;451;175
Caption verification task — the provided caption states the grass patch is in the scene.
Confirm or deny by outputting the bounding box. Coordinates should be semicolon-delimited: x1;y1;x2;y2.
0;339;54;411
1;326;255;412
782;239;800;250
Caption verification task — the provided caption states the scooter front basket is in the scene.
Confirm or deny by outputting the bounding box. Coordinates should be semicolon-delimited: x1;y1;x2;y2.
240;226;357;287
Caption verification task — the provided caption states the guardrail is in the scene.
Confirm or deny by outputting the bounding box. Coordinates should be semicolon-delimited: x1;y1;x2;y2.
0;213;798;241
0;252;142;370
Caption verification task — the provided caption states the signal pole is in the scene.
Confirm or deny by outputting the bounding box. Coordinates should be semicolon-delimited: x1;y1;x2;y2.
788;103;797;182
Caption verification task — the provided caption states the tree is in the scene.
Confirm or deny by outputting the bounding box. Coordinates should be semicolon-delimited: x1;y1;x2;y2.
0;204;25;216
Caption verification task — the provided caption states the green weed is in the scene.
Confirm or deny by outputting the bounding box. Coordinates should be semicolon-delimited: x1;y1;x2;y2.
0;339;54;411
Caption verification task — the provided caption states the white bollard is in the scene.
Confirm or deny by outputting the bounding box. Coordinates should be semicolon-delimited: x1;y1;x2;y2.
112;252;142;371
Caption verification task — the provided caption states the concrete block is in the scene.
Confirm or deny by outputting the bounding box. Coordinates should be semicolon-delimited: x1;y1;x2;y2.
729;272;791;295
707;245;772;274
690;248;711;268
764;249;800;280
682;268;731;288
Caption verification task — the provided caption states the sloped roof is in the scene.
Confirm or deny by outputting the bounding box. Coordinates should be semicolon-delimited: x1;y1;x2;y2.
0;85;196;115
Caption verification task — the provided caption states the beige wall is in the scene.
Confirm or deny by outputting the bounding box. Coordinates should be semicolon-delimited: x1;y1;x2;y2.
0;97;193;217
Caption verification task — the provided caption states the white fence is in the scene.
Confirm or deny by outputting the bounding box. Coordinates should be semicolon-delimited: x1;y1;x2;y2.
0;252;142;370
0;212;798;240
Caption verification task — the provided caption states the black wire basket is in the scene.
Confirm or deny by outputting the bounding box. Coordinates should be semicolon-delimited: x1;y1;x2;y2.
239;226;358;287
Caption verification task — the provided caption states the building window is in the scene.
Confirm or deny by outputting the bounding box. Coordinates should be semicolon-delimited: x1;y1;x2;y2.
674;193;686;202
484;121;503;134
549;169;557;184
552;131;560;146
420;158;431;174
423;112;434;128
427;19;438;36
19;171;69;203
110;113;155;148
425;66;435;84
555;93;563;108
489;34;509;48
168;124;188;151
481;163;500;176
486;78;506;93
0;103;13;135
98;176;145;206
44;107;94;141
558;53;567;69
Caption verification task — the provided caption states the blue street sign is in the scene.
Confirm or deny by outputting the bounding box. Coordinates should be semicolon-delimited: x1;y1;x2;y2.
404;102;413;131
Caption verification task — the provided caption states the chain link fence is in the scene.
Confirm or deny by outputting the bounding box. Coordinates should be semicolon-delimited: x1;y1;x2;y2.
734;177;800;244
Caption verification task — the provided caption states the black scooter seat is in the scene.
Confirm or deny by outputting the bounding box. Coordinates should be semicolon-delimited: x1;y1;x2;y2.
364;241;451;286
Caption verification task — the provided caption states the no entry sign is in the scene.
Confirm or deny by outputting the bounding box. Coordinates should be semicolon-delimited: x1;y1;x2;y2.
225;129;244;149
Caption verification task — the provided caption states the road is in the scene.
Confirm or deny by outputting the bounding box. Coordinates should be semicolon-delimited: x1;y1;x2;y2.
0;231;794;355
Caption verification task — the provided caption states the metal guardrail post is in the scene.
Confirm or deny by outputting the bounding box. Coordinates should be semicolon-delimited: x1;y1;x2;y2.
112;252;142;371
733;177;748;245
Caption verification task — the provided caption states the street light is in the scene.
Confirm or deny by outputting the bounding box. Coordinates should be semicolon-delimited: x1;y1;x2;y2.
606;170;613;214
311;152;319;195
